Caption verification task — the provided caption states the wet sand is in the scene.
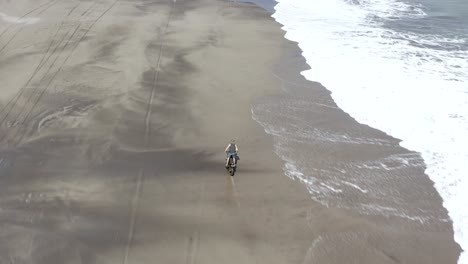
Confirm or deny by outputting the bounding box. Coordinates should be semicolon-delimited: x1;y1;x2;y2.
0;0;461;263
0;0;313;263
247;0;462;262
254;48;462;263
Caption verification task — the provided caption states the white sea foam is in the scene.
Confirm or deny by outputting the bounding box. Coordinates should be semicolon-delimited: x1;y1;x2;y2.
0;12;40;25
271;0;468;262
341;180;368;193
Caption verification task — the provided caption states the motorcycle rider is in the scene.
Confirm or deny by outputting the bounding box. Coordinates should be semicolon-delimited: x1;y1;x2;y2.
225;139;239;168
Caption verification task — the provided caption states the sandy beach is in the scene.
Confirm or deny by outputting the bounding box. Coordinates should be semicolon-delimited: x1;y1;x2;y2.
0;0;461;263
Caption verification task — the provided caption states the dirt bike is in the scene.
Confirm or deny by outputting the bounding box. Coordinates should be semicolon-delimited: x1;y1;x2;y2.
226;153;237;176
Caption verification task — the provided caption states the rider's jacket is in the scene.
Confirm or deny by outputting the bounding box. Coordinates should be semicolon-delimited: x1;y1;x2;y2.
225;143;238;153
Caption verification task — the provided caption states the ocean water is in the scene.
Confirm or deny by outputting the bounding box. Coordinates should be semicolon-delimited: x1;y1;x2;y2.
247;0;467;262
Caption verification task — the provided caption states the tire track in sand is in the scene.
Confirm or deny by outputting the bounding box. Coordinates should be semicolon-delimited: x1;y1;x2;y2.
186;166;207;264
186;230;200;264
122;169;143;264
0;0;60;54
122;1;177;263
5;0;118;146
0;1;96;144
0;0;56;40
144;0;176;140
0;2;81;128
9;1;99;123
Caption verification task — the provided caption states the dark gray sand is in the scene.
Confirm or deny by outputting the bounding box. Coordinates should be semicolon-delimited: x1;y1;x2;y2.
0;0;461;263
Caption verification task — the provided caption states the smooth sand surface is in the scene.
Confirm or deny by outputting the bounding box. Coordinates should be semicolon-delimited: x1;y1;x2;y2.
0;0;461;263
1;0;312;263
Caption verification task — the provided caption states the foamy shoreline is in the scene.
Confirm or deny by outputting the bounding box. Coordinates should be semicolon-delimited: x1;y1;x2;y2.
269;0;467;262
245;0;463;262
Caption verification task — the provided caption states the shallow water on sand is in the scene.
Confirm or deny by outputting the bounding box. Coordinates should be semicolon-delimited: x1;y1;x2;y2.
243;0;467;262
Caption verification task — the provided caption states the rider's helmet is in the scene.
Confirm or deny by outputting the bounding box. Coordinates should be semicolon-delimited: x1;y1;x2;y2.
231;139;236;144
